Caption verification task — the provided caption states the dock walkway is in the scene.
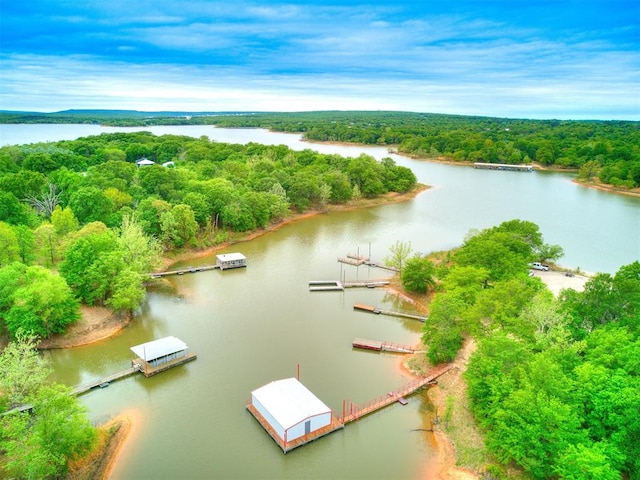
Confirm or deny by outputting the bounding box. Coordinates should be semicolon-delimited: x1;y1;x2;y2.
342;363;452;423
149;264;219;278
352;338;415;354
71;364;141;395
353;303;427;322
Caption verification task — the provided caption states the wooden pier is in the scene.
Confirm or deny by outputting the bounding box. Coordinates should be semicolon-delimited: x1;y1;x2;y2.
338;253;369;266
342;363;452;423
308;281;389;291
352;338;415;354
71;364;141;395
70;352;198;395
473;162;533;172
338;254;399;272
309;280;344;291
149;264;219;278
353;303;427;322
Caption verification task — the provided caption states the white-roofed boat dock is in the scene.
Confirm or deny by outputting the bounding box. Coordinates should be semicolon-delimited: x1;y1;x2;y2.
149;253;246;278
247;364;452;453
130;336;197;377
73;336;196;395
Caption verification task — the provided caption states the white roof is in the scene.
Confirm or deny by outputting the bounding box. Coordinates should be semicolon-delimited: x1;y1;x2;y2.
216;252;246;262
136;158;155;166
130;336;188;361
252;378;331;430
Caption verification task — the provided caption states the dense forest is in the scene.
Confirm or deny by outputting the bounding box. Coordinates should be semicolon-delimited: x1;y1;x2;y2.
2;110;639;188
406;220;640;479
0;130;416;339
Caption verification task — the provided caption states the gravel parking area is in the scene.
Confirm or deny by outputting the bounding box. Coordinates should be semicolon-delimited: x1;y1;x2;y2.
531;270;589;295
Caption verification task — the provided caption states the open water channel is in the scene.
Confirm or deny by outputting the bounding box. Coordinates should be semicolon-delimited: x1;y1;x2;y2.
2;124;639;479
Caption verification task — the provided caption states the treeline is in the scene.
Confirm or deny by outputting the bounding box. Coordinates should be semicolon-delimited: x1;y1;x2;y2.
212;111;640;189
3;110;638;187
417;220;640;479
0;131;416;339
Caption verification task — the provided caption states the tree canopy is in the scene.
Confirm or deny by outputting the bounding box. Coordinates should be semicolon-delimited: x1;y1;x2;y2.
415;218;640;479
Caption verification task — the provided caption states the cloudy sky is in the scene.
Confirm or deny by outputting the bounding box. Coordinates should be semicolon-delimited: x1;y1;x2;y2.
1;0;638;119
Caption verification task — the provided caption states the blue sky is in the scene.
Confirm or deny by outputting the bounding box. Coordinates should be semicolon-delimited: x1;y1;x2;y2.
1;0;638;119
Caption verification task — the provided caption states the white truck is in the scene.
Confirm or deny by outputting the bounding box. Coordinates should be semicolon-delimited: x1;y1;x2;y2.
530;262;550;271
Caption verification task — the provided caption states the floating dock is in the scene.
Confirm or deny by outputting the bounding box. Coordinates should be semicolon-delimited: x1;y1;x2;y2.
308;281;389;291
133;352;197;377
473;162;533;172
246;364;452;453
246;403;344;454
353;303;427;322
338;255;399;272
150;252;246;278
352;338;415;354
309;280;344;291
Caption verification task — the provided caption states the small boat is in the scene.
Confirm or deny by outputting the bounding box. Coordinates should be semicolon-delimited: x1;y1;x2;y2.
397;397;408;405
99;382;110;388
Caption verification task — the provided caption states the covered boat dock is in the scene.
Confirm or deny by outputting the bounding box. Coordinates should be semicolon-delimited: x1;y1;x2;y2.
131;336;197;377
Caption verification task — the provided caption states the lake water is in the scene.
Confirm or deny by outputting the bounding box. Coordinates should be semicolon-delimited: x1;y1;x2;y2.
3;123;640;479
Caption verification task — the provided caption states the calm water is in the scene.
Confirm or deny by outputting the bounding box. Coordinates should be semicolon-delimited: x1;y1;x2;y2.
4;124;640;479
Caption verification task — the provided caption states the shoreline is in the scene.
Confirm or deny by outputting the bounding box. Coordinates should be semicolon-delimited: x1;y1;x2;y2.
388;283;482;480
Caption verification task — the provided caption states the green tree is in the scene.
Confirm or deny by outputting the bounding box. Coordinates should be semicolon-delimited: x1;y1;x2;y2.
554;443;622;480
347;154;385;197
69;186;114;224
160;204;198;248
1;384;97;479
0;333;51;408
3;265;80;338
117;214;161;274
0;221;19;266
385;240;412;274
422;293;465;363
51;205;79;236
441;266;489;305
60;230;119;304
12;224;36;264
34;222;58;266
401;255;436;293
0;191;39;226
135;197;171;237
